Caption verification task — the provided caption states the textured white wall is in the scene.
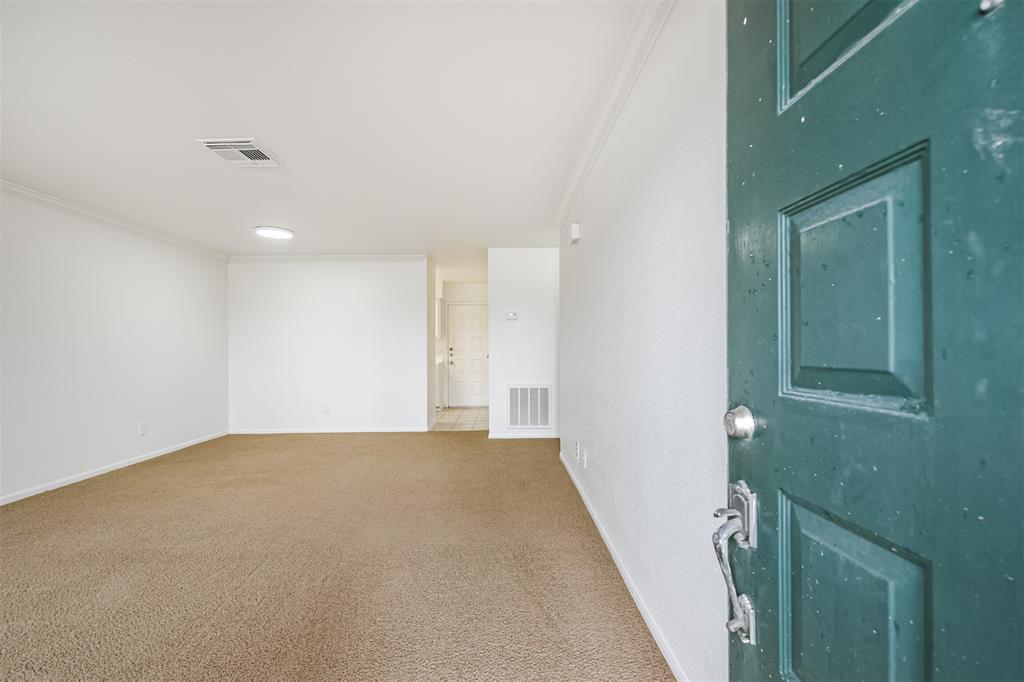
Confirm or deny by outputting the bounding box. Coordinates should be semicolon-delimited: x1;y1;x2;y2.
228;257;428;433
1;193;228;503
488;248;559;439
558;3;728;680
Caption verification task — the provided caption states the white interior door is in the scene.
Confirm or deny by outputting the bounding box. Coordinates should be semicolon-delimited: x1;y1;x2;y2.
447;303;488;407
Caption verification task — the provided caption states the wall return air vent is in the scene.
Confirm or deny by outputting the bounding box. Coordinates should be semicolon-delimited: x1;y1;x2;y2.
508;385;551;428
196;138;281;167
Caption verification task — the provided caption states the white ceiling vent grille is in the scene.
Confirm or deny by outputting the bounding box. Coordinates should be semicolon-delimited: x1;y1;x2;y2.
196;138;281;167
508;385;551;428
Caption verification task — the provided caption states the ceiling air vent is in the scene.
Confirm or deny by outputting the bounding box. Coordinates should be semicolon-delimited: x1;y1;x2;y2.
196;138;281;167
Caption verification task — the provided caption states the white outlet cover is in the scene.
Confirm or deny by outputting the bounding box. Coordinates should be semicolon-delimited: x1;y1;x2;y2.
506;312;518;321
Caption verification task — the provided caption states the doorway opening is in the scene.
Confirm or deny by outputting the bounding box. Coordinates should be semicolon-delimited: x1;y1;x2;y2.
432;280;488;432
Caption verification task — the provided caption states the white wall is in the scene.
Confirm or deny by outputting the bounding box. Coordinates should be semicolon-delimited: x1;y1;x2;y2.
0;191;228;504
228;257;428;433
1;193;5;497
443;281;487;303
426;257;437;427
558;3;728;681
488;248;558;439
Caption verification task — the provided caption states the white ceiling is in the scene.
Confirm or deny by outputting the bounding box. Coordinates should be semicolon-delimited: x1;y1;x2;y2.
1;0;641;280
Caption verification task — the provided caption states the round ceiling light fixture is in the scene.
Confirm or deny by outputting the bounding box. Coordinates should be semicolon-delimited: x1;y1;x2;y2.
254;226;294;240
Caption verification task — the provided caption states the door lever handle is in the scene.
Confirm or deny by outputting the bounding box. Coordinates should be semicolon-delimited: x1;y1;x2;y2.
712;481;758;645
713;511;756;644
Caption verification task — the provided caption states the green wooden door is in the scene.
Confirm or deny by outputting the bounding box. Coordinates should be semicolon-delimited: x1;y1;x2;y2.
726;0;1023;679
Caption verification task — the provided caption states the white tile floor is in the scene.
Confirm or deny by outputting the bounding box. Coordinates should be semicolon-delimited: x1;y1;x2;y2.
432;407;489;431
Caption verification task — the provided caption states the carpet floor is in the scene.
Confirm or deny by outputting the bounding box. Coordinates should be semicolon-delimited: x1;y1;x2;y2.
0;432;672;681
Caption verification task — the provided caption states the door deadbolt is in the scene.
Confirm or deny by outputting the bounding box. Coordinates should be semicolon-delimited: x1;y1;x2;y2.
724;405;756;439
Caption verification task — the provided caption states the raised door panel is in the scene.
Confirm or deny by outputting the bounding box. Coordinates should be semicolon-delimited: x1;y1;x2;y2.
781;145;929;412
782;0;905;104
780;495;927;681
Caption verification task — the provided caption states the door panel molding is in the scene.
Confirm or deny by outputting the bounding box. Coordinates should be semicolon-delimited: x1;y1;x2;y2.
778;491;931;681
777;141;932;415
777;0;919;112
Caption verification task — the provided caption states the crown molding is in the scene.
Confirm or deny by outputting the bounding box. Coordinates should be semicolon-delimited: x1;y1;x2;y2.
551;0;676;231
1;178;227;260
229;254;426;263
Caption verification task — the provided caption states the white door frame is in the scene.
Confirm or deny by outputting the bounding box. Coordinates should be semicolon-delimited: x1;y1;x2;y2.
446;302;488;408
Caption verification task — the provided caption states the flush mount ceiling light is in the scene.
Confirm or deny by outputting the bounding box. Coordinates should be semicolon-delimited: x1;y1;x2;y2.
254;226;294;240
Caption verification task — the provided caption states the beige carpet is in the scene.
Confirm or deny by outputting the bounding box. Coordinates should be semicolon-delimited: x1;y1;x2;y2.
0;432;672;681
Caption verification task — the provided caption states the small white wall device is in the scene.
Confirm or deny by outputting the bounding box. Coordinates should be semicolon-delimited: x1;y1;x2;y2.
569;221;581;243
506;312;519;321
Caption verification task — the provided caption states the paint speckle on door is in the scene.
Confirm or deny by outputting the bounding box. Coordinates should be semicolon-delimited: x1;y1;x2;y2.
971;108;1021;172
974;377;989;400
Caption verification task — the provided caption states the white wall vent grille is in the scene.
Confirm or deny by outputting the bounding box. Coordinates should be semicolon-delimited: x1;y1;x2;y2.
196;138;281;167
508;385;551;428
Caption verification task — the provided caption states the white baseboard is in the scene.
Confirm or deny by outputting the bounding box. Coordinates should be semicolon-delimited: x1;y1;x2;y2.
229;426;429;434
559;452;688;681
0;430;228;506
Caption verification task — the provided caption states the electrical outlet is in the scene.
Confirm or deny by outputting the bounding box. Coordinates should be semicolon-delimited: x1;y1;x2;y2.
137;422;147;437
322;404;331;415
575;440;580;460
